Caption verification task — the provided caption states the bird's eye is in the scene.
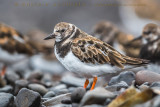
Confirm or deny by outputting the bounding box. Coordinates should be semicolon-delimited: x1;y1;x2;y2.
61;29;65;32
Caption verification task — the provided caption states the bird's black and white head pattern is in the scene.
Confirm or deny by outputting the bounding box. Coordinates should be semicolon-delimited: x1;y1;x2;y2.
142;23;160;45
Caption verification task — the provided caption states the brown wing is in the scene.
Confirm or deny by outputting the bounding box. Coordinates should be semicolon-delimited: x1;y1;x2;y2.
0;23;34;55
71;36;148;69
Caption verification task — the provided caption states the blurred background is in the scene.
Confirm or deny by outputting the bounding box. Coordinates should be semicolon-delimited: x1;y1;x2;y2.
0;0;160;74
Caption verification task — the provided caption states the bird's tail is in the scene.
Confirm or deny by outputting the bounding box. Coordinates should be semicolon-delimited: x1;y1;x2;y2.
123;56;149;65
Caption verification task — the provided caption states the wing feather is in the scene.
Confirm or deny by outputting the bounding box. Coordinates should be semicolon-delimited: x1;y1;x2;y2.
71;36;148;68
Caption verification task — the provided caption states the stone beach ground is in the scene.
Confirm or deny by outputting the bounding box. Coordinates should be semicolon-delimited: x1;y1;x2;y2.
1;59;160;107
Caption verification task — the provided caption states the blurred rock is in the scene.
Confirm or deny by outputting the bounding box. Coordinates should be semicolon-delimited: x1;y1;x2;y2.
28;83;48;96
50;84;67;93
0;93;14;107
71;87;86;103
14;80;28;95
0;75;6;87
150;82;160;90
80;87;116;106
68;87;76;93
83;104;104;107
135;95;160;107
5;71;20;85
61;98;72;104
136;70;160;85
72;103;79;107
43;93;71;106
43;91;56;98
109;71;135;86
61;74;84;87
52;104;72;107
106;81;128;92
16;88;41;107
27;71;43;81
0;85;13;93
55;89;69;96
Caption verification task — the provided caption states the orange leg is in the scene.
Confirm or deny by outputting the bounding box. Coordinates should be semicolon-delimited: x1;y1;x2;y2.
0;65;7;77
84;79;89;89
90;76;97;90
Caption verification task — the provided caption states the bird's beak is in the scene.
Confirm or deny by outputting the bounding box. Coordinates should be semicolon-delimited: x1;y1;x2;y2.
44;33;56;40
130;36;142;42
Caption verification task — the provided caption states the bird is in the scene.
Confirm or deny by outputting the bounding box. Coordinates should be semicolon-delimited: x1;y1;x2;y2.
131;23;160;62
92;21;140;57
0;23;50;77
44;22;149;90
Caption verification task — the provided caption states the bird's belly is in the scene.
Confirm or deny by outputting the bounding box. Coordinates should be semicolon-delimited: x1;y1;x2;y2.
54;47;118;78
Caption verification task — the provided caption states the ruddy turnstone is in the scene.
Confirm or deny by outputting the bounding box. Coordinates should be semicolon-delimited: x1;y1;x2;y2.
0;23;49;76
132;23;160;62
92;21;140;57
44;22;149;90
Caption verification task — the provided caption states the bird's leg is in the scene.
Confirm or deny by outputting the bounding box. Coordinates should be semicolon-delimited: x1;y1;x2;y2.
0;65;7;77
84;79;89;89
90;76;97;90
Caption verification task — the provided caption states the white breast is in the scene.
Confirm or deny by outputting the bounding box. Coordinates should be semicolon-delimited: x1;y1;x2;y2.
54;46;119;78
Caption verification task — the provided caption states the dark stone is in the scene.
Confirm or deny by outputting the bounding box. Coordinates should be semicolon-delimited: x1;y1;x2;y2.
56;89;69;96
61;98;72;104
0;85;13;93
0;93;14;107
14;80;28;95
16;88;41;107
71;87;86;103
27;71;43;81
109;71;135;86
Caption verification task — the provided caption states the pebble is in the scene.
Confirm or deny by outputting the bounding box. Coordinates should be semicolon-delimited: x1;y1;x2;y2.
71;87;86;103
106;81;128;92
53;104;72;107
0;85;13;93
61;98;72;104
50;84;67;93
150;82;160;89
27;71;43;81
136;70;160;85
14;79;28;95
0;93;14;107
43;93;71;106
43;91;56;98
5;71;20;85
80;87;116;106
16;88;41;107
28;83;48;96
56;88;69;96
61;74;84;87
109;71;135;86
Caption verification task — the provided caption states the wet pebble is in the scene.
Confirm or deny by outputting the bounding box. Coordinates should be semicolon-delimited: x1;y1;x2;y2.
43;91;56;98
5;71;20;85
136;70;160;85
43;93;71;106
28;83;48;96
27;71;43;81
0;85;13;93
106;81;128;92
0;93;14;107
14;79;28;95
16;88;41;107
80;87;116;106
109;71;135;86
71;87;86;103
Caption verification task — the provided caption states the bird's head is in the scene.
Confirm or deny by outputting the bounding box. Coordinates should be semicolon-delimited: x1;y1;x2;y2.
142;23;160;44
44;22;76;42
